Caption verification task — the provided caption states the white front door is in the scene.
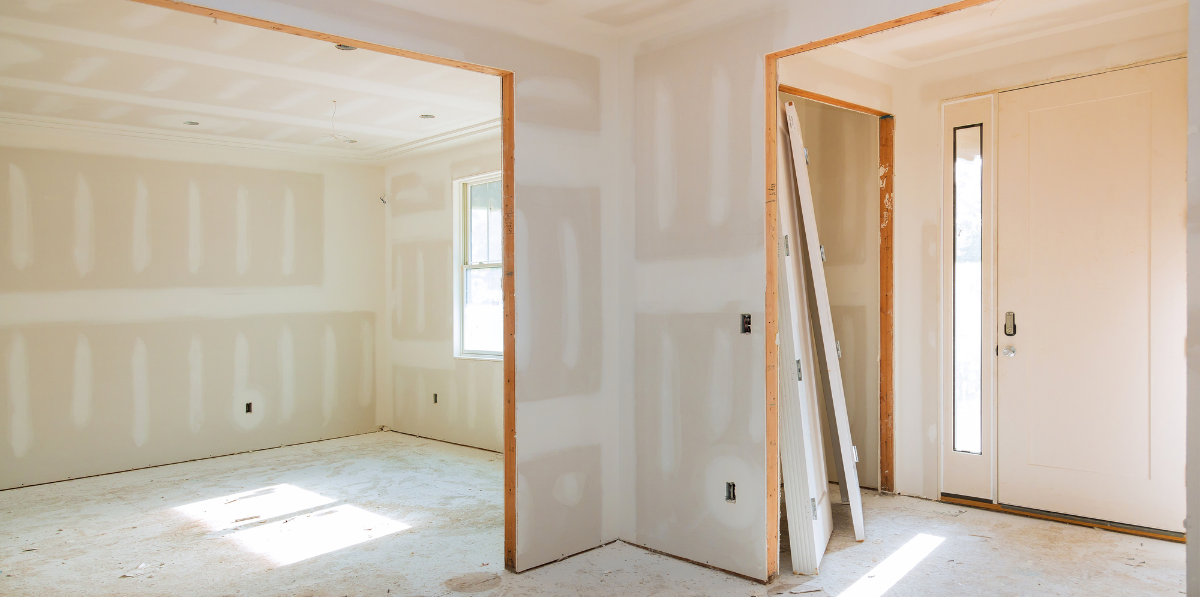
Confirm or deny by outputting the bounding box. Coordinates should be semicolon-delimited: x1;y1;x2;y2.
995;59;1186;532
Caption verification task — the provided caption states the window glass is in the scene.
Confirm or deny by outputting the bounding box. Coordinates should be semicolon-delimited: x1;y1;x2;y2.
463;267;503;353
468;180;502;264
953;124;983;455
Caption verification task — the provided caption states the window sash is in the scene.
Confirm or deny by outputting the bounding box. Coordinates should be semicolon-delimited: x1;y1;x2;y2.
456;172;503;359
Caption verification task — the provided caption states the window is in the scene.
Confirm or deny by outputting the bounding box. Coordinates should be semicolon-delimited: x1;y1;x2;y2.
952;124;983;454
453;172;504;358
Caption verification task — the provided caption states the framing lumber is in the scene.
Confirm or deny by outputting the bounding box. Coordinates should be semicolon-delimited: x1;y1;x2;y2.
939;495;1186;544
501;72;517;571
127;0;508;76
878;116;895;493
764;54;781;581
778;85;890;117
766;0;997;61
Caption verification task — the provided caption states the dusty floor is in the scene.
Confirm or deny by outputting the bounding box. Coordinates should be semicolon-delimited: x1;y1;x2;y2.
0;432;1184;596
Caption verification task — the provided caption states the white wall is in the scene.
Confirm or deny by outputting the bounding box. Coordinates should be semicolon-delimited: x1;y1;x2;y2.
780;1;1186;500
0;123;386;489
382;133;505;452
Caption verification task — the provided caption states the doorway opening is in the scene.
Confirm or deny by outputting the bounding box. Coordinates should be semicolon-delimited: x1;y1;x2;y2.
0;0;519;577
765;0;1187;572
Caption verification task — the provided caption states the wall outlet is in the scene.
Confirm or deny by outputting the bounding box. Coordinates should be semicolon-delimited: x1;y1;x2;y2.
725;482;736;503
245;402;252;413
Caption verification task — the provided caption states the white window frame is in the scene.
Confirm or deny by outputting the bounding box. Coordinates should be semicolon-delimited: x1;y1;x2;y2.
452;170;504;361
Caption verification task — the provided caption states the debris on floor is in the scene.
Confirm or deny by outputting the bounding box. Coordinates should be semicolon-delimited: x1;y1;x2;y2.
767;582;798;594
789;587;827;595
444;572;501;593
120;563;164;578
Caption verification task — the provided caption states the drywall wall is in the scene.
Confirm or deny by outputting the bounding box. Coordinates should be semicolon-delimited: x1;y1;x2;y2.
626;0;957;581
0;124;385;489
779;0;1187;500
383;132;505;452
781;95;880;490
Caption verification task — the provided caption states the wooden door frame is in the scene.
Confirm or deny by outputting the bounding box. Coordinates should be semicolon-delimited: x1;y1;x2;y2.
128;0;520;571
763;0;994;579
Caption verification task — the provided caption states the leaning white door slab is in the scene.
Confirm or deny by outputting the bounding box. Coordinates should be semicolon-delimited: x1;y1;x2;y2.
996;59;1185;532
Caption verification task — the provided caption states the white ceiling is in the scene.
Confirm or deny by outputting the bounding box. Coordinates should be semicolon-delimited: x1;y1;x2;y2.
0;0;502;161
512;0;698;29
837;0;1187;69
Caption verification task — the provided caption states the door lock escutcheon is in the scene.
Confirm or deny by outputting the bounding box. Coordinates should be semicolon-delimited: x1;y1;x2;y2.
1004;311;1017;336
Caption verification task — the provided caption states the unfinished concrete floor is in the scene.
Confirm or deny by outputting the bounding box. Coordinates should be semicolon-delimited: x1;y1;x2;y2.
0;432;1184;596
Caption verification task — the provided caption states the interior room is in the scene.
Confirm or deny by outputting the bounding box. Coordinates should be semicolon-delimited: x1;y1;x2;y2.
0;0;1194;595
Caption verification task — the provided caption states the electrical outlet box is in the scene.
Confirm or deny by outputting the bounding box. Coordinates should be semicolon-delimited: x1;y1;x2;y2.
434;393;438;404
725;482;736;503
245;402;252;413
741;314;751;334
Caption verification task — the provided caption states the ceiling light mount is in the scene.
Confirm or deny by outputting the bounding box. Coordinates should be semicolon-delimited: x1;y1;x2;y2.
420;114;435;119
183;121;199;125
335;44;357;51
323;100;358;145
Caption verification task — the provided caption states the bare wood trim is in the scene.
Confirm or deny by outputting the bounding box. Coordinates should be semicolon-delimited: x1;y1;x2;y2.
766;0;996;61
878;116;895;493
764;55;781;582
939;495;1186;544
127;0;510;77
501;72;518;572
778;85;890;117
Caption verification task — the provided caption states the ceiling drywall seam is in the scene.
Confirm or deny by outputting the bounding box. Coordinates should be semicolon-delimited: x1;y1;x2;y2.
364;0;615;55
0;114;500;164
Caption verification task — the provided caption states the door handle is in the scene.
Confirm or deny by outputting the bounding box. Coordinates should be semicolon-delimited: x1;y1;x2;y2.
1001;345;1016;357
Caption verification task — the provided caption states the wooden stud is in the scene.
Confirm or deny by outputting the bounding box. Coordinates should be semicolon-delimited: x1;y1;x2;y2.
131;0;520;571
127;0;510;77
766;0;996;61
501;72;518;572
938;495;1186;544
878;116;895;493
764;55;781;582
778;85;890;117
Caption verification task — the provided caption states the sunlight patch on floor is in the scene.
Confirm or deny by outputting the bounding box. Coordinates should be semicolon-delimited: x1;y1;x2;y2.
174;484;335;530
837;533;945;597
228;504;410;565
173;483;410;565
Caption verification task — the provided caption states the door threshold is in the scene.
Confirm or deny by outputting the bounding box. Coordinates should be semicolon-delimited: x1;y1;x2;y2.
939;494;1185;544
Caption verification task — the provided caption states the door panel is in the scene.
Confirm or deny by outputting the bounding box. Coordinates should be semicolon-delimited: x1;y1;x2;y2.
997;59;1185;532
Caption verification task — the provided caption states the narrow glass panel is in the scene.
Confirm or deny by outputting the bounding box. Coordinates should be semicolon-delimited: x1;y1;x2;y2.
468;180;502;264
953;125;983;455
463;266;503;353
